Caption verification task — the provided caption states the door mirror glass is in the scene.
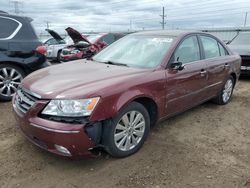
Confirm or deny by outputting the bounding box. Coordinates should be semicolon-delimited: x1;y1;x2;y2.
171;61;184;71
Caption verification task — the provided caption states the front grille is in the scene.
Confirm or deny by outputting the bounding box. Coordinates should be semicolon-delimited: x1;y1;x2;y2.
15;88;40;114
241;55;250;66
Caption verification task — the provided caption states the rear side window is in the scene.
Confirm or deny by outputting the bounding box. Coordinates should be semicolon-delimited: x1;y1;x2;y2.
101;34;115;45
114;34;125;41
218;42;228;56
200;36;220;59
0;17;20;39
173;36;201;64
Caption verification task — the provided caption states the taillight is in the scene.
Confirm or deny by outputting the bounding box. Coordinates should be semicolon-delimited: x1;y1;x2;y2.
36;46;47;56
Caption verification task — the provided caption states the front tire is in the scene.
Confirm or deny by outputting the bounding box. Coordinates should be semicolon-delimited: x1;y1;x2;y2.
213;76;235;105
0;64;25;101
57;50;62;62
102;102;150;158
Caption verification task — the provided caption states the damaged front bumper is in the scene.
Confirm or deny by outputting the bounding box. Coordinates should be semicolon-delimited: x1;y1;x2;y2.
12;94;103;159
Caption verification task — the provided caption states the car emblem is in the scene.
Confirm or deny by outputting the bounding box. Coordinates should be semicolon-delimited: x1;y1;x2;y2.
17;95;23;103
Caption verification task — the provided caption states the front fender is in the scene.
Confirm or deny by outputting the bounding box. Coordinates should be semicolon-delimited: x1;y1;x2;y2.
89;89;158;122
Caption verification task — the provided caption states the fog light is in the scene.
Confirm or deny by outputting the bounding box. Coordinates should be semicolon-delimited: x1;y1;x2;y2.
54;144;71;155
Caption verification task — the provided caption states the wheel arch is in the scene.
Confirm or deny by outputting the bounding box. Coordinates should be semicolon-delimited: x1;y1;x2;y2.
113;94;159;127
230;72;237;86
90;90;162;126
0;61;27;75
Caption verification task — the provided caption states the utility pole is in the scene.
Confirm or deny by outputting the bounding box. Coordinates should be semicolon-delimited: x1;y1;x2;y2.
10;0;22;15
160;7;166;30
45;21;50;29
244;12;248;27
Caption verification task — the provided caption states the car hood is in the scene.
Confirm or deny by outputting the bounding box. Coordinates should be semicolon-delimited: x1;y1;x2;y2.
228;44;250;56
45;29;64;42
65;27;91;44
22;60;150;99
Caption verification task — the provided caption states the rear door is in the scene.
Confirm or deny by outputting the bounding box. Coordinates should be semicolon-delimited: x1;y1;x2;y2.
165;35;208;116
198;35;230;97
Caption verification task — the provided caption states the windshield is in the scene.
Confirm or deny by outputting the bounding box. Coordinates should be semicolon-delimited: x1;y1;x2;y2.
230;32;250;45
93;35;175;68
87;34;102;43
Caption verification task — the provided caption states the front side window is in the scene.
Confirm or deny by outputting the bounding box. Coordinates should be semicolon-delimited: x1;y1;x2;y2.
45;38;58;45
173;36;200;64
200;36;220;59
93;35;175;68
0;17;20;39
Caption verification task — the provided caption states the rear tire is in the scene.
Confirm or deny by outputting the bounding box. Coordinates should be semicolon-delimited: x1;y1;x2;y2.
102;102;150;158
0;63;25;101
213;76;234;105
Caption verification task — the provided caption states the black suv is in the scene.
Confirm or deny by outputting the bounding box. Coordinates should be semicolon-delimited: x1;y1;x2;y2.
0;12;49;101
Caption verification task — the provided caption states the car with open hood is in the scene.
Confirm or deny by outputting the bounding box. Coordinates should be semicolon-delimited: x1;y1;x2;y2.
44;29;73;61
60;27;125;62
12;30;241;158
228;32;250;75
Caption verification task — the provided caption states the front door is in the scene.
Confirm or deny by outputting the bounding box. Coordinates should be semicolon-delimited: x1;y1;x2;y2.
165;35;208;116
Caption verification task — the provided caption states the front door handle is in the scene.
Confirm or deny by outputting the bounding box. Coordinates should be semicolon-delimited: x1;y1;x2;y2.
200;69;207;74
225;63;230;68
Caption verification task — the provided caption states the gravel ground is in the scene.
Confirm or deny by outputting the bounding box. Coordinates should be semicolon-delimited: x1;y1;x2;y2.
0;79;250;188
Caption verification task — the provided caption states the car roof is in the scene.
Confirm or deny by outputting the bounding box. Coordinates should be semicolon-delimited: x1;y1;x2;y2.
131;30;201;37
0;12;33;22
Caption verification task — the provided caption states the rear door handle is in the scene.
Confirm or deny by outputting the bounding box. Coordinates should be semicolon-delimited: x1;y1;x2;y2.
225;63;230;68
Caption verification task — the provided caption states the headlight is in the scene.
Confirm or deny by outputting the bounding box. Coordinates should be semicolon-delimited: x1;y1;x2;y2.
42;97;100;117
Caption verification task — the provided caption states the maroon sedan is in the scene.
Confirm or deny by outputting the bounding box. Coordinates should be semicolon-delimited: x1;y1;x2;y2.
12;31;241;158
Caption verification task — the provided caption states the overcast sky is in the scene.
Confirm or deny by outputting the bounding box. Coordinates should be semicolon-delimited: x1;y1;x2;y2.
1;0;250;35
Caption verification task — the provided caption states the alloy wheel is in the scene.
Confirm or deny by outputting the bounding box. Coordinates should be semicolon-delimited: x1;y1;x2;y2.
222;79;233;103
114;111;146;151
0;67;23;97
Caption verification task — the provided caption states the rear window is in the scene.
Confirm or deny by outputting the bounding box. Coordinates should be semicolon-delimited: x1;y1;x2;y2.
0;17;20;39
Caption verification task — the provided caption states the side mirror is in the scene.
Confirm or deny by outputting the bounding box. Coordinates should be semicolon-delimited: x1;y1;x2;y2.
170;61;185;71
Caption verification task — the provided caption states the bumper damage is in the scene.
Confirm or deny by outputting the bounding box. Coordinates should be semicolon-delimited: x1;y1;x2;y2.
12;96;102;159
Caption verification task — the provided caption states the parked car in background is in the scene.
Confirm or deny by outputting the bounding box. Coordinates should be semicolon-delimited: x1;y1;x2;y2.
228;32;250;75
0;12;48;101
60;27;126;62
13;31;240;158
44;29;73;61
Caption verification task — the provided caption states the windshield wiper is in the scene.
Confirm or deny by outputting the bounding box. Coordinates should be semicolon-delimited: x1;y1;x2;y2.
103;61;128;67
